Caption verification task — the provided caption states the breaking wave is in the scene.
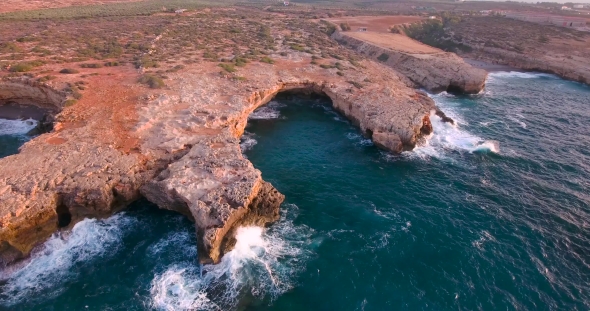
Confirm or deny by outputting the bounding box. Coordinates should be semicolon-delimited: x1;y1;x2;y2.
150;204;314;310
487;71;557;81
249;101;285;120
240;131;258;153
0;214;136;306
0;118;38;136
346;132;373;147
410;111;499;159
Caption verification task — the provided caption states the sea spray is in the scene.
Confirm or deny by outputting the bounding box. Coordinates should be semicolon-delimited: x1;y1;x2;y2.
0;214;136;306
150;204;313;310
240;131;258;153
0;118;38;136
248;101;286;120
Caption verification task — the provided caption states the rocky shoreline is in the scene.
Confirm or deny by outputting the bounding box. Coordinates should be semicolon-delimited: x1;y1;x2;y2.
331;31;488;94
0;48;483;266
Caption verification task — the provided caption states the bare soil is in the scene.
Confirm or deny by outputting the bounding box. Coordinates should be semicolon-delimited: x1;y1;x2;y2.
326;16;424;33
345;32;441;54
0;0;143;14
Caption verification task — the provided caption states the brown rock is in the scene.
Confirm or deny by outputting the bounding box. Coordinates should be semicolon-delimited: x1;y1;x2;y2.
0;56;439;264
332;31;488;94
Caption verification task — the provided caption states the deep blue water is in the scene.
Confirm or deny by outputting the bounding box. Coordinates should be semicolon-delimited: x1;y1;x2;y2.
1;72;589;310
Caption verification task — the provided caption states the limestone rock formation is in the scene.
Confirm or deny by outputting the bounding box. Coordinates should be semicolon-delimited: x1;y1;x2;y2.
332;31;488;94
0;57;439;265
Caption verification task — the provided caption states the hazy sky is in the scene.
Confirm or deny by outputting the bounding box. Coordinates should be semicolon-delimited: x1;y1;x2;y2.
484;0;590;3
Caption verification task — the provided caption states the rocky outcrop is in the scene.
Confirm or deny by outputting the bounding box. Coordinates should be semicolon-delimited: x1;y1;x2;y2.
0;79;65;111
464;47;590;85
0;56;437;265
331;31;488;94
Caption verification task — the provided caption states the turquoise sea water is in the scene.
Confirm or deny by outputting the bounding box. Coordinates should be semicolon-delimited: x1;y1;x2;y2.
0;118;38;158
1;72;589;310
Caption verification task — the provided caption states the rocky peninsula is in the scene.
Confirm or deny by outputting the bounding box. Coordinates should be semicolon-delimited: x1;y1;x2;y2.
0;10;485;266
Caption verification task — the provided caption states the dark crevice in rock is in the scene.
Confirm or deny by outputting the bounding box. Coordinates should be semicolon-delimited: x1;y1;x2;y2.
55;203;72;228
446;84;465;95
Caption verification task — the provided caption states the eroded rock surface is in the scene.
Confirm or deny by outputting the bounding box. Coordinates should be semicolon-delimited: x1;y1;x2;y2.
332;31;488;94
0;56;438;265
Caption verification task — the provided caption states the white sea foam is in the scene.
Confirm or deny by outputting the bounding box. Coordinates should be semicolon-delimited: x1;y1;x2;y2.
346;132;373;147
508;115;527;129
0;214;135;306
0;118;38;136
249;101;285;120
150;205;313;310
240;132;258;152
472;140;500;154
409;111;500;159
488;71;556;81
147;231;197;259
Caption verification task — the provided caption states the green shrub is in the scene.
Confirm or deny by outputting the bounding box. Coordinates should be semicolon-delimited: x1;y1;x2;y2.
232;76;247;82
290;44;305;52
347;81;363;89
60;68;79;74
10;63;34;72
377;53;389;62
0;42;22;53
80;63;103;68
218;63;236;73
37;75;56;82
138;74;165;89
234;57;249;67
64;99;77;107
260;56;274;64
134;56;158;69
104;61;120;67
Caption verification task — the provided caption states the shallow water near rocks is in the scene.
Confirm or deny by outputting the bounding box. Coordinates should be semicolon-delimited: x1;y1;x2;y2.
0;118;38;158
1;72;590;310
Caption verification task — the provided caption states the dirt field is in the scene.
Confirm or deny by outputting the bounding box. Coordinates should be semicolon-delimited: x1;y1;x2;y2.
326;16;424;33
344;32;442;54
0;0;143;14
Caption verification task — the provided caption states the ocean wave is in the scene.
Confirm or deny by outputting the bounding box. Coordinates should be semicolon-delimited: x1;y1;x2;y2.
0;214;136;306
0;118;38;136
150;204;314;310
488;71;557;80
240;132;258;153
249;101;286;120
409;111;500;159
346;132;373;147
507;115;527;129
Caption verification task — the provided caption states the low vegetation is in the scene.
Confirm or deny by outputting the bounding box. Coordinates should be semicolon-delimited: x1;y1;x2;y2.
404;13;473;53
60;68;79;74
138;74;165;89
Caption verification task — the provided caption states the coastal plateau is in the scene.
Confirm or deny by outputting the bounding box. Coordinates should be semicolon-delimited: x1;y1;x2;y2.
0;13;486;266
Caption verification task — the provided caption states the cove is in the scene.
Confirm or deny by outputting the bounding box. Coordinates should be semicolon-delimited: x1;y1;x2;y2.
242;78;590;310
1;73;589;310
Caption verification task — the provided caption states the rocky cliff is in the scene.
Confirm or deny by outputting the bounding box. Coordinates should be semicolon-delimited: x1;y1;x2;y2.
331;31;488;94
463;47;590;85
438;16;590;86
0;57;436;265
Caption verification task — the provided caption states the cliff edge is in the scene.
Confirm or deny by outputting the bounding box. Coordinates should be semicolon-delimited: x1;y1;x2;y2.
331;31;488;94
0;57;435;265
